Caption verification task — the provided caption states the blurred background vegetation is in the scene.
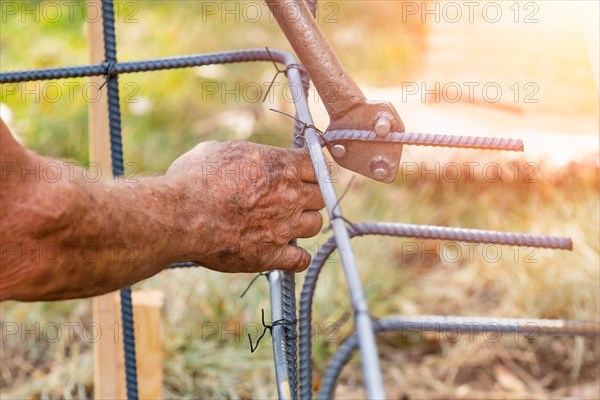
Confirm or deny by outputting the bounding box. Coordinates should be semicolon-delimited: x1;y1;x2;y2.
1;1;598;399
0;0;426;169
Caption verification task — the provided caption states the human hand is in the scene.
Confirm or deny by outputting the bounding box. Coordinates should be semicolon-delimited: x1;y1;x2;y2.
167;141;325;273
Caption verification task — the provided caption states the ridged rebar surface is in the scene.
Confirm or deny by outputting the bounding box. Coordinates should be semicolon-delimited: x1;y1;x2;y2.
354;222;572;250
283;72;312;399
298;222;572;398
324;130;524;152
118;287;138;399
318;316;600;399
101;9;124;177
281;271;298;400
99;0;138;398
169;262;200;268
299;237;339;400
0;50;300;83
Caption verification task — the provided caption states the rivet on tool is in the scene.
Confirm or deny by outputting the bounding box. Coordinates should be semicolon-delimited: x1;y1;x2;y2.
374;112;393;137
370;157;391;181
331;144;347;158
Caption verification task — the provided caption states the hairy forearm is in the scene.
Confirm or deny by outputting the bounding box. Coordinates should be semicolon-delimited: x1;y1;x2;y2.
2;119;324;301
1;151;199;301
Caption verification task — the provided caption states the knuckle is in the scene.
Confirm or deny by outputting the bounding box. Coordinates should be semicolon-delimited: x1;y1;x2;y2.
262;228;281;245
279;185;298;205
267;246;291;269
284;163;302;181
280;224;296;242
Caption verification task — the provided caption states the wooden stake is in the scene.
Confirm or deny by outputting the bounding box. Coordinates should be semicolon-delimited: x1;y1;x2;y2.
87;2;165;397
132;290;165;399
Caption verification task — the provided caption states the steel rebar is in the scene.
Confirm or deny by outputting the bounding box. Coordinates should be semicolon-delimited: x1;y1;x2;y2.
269;271;292;399
282;57;387;399
318;315;600;399
298;222;572;398
323;130;524;152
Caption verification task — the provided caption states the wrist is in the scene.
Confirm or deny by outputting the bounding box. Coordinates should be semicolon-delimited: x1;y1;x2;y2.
143;174;205;265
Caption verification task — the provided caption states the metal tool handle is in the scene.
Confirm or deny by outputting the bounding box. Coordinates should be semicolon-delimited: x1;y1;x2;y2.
267;0;408;183
266;0;366;121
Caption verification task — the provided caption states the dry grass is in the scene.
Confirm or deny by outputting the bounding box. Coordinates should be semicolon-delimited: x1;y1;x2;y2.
314;159;600;400
2;158;598;399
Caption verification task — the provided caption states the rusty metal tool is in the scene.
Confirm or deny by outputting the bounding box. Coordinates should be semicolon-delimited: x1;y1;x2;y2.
266;0;406;183
266;0;524;183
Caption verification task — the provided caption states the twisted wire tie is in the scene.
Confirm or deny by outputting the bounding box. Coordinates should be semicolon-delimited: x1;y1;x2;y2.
323;176;356;233
249;308;298;353
263;47;305;103
268;108;327;147
239;271;270;299
97;60;117;91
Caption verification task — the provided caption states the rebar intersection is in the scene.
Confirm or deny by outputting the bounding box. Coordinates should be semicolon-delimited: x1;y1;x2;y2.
2;10;597;400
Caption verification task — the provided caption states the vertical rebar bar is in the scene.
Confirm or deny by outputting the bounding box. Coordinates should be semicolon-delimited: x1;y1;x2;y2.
281;69;312;400
281;271;298;399
270;271;292;399
284;61;386;399
100;1;138;399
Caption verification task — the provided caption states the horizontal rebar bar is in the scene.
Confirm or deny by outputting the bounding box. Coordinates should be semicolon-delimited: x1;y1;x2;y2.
298;221;572;398
0;49;302;83
171;222;570;272
169;262;199;268
324;129;524;152
318;315;600;399
374;315;600;336
352;222;572;250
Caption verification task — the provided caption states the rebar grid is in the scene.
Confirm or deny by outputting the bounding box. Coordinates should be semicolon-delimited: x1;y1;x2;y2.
1;1;592;399
297;222;577;399
0;45;309;399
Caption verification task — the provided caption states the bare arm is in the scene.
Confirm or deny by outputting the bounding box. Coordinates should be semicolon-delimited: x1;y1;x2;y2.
0;120;324;301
